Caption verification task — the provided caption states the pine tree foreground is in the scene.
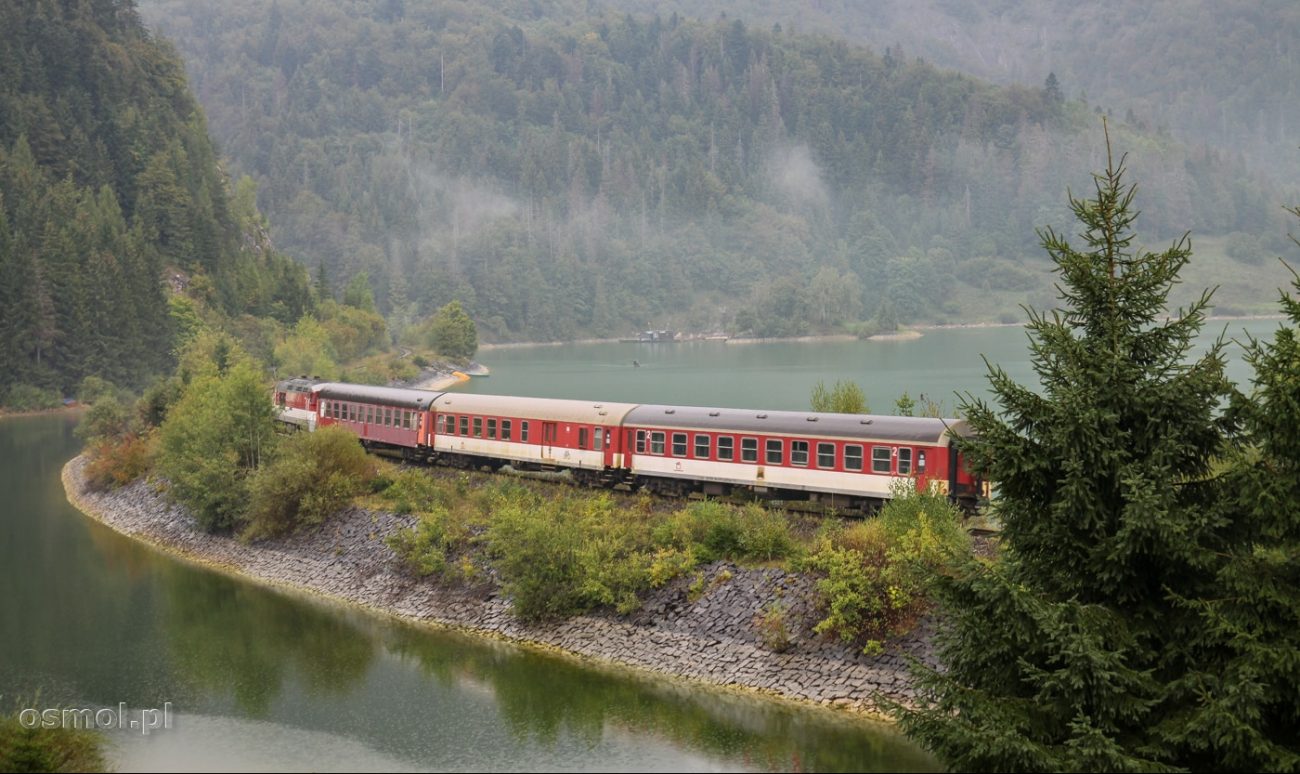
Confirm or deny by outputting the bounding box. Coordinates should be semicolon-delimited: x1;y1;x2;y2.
891;133;1299;771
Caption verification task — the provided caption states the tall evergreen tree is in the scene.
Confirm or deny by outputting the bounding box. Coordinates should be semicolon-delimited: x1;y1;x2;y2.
893;133;1237;771
1161;255;1300;768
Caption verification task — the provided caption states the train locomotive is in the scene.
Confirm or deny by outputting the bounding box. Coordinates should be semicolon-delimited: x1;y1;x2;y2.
273;377;985;512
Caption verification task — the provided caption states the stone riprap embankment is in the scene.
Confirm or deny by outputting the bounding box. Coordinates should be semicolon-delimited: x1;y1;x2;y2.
63;456;931;714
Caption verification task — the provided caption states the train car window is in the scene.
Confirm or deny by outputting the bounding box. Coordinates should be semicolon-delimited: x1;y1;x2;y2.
672;433;687;456
694;434;710;459
717;436;734;461
369;405;377;425
521;421;529;442
872;446;892;473
460;416;469;435
321;400;329;417
406;411;414;430
845;445;863;471
473;417;483;437
650;432;666;455
817;442;835;468
791;440;809;466
488;419;497;439
917;450;926;472
636;430;646;453
578;427;589;449
348;404;356;422
593;428;603;451
502;420;512;441
897;447;913;475
766;439;783;465
741;437;758;463
386;408;394;427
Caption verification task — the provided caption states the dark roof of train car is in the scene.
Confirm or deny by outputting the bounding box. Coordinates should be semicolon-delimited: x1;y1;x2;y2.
315;383;443;410
624;404;967;445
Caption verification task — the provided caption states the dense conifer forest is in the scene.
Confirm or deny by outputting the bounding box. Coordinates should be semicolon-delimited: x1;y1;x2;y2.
142;0;1289;342
0;0;315;401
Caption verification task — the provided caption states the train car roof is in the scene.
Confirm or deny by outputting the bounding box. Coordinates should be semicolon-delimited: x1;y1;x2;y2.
432;393;639;426
315;383;444;410
624;404;968;445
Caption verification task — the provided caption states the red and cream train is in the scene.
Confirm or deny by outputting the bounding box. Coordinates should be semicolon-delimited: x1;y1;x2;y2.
274;378;985;512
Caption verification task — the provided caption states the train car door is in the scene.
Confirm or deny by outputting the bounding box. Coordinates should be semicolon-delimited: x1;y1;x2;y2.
602;427;615;468
542;421;558;461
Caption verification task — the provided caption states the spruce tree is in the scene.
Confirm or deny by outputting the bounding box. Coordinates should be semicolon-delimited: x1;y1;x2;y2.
1161;264;1300;768
893;133;1235;771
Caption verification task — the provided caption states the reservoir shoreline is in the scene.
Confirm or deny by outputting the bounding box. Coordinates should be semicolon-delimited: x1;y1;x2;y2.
62;455;928;720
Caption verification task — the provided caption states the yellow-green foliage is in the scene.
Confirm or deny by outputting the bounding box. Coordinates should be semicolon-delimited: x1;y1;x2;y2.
387;507;469;578
318;300;388;362
242;425;375;540
157;349;278;532
486;489;656;619
274;315;340;381
755;600;794;653
0;709;109;773
801;484;969;652
650;500;797;564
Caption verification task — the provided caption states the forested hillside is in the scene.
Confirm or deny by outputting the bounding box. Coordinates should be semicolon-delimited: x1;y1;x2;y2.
0;0;314;401
615;1;1300;181
142;0;1286;341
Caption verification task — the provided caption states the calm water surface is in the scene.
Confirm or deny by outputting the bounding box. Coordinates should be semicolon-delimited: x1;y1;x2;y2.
465;320;1280;408
0;413;933;772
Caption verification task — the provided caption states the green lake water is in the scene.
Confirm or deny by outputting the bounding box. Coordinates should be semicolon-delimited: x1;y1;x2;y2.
2;320;1281;771
464;320;1280;408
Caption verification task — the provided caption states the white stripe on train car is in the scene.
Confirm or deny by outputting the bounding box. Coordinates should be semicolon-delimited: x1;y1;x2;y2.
630;456;905;499
432;435;607;469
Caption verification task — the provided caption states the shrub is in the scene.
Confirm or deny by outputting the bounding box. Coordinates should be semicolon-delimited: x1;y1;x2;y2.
388;508;463;577
376;467;447;514
242;425;374;540
485;489;656;619
75;376;118;405
83;433;153;491
736;504;797;562
755;600;794;653
486;497;589;620
801;484;970;652
4;384;61;411
652;500;795;564
76;396;131;443
0;707;109;773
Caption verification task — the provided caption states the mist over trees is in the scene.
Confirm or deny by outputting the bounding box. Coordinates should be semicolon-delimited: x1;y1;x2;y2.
608;0;1300;183
141;0;1285;342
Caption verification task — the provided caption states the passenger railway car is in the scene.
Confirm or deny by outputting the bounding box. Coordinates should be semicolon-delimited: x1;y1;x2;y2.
273;381;984;512
622;405;977;510
428;393;639;486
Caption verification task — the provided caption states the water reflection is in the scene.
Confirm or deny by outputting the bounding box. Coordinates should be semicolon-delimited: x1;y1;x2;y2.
383;625;934;772
159;568;374;715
